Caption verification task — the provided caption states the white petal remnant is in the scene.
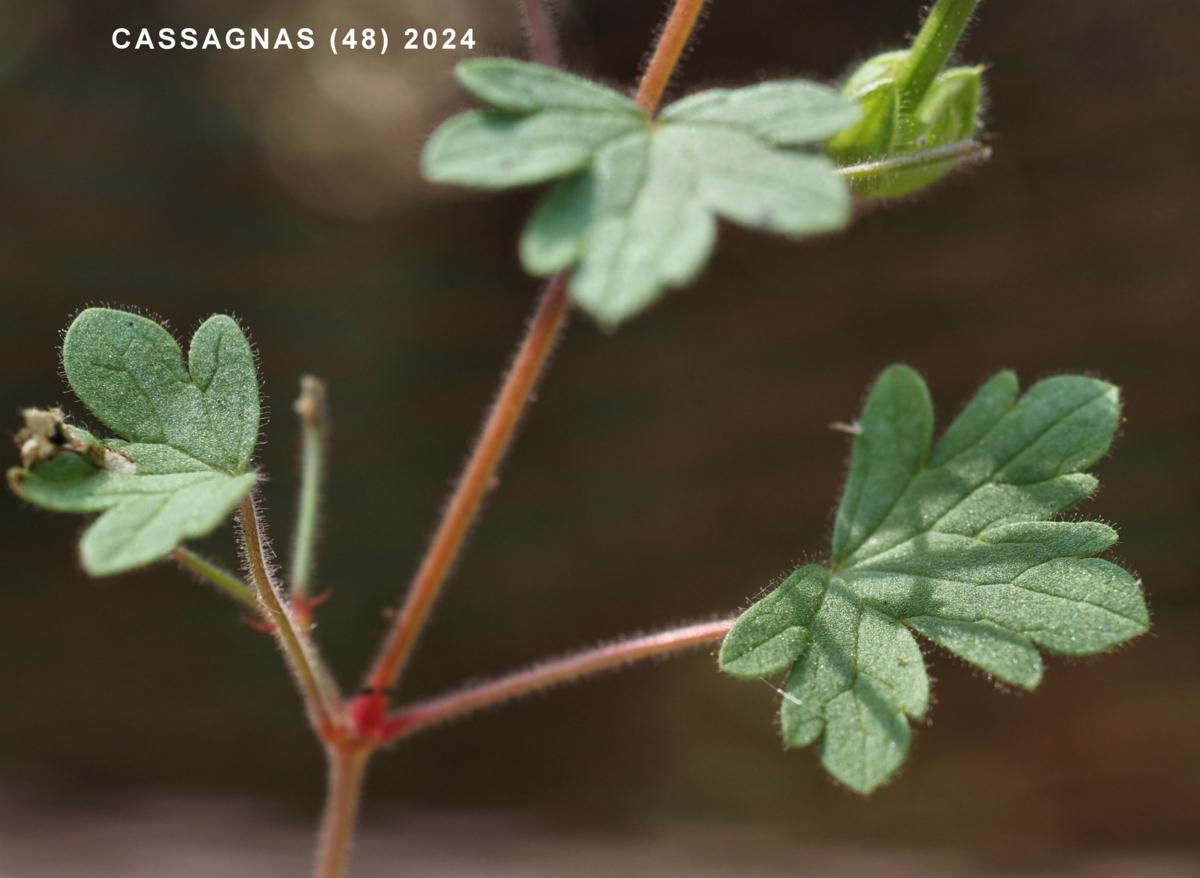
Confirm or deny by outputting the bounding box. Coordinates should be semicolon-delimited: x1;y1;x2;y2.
9;309;260;575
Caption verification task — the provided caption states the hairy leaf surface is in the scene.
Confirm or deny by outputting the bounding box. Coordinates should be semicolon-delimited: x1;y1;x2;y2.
720;366;1148;793
9;309;259;575
422;58;860;327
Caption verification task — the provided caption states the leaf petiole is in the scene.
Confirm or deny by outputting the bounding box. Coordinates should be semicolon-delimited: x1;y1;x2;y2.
238;493;341;734
381;618;735;742
172;546;260;615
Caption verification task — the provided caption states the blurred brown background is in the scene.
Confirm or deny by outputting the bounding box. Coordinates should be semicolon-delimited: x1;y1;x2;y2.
1;0;1197;873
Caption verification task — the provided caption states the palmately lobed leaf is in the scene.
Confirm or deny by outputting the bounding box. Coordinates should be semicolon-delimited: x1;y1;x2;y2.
422;58;862;327
719;366;1148;793
423;59;646;190
455;57;643;115
9;309;260;575
720;565;828;678
422;109;647;190
658;80;863;146
63;309;259;473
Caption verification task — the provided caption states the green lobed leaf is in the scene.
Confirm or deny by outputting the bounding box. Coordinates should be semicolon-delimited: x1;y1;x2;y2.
422;58;861;327
720;565;828;678
524;121;852;327
422;109;647;190
832;365;933;564
455;58;642;115
563;129;716;326
778;578;928;792
658;80;863;146
9;309;260;575
423;59;646;190
719;366;1149;793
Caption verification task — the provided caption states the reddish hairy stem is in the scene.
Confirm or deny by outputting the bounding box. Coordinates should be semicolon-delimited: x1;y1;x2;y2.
317;3;715;874
635;0;708;114
313;745;371;878
238;494;338;734
363;0;712;703
382;619;735;741
521;0;560;68
364;274;570;694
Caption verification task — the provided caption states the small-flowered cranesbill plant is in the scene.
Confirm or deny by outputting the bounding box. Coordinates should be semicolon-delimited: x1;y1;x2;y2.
7;2;1149;876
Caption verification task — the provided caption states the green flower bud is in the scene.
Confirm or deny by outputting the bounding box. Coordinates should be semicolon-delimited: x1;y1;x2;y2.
827;0;984;199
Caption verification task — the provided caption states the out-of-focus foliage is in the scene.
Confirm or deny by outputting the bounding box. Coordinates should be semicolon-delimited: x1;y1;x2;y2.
425;59;859;326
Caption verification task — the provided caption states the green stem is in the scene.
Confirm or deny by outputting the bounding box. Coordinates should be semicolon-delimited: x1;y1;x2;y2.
897;0;979;106
291;375;328;611
172;546;260;614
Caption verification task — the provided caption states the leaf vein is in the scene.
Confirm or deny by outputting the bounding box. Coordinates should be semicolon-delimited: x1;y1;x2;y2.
845;387;1110;567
